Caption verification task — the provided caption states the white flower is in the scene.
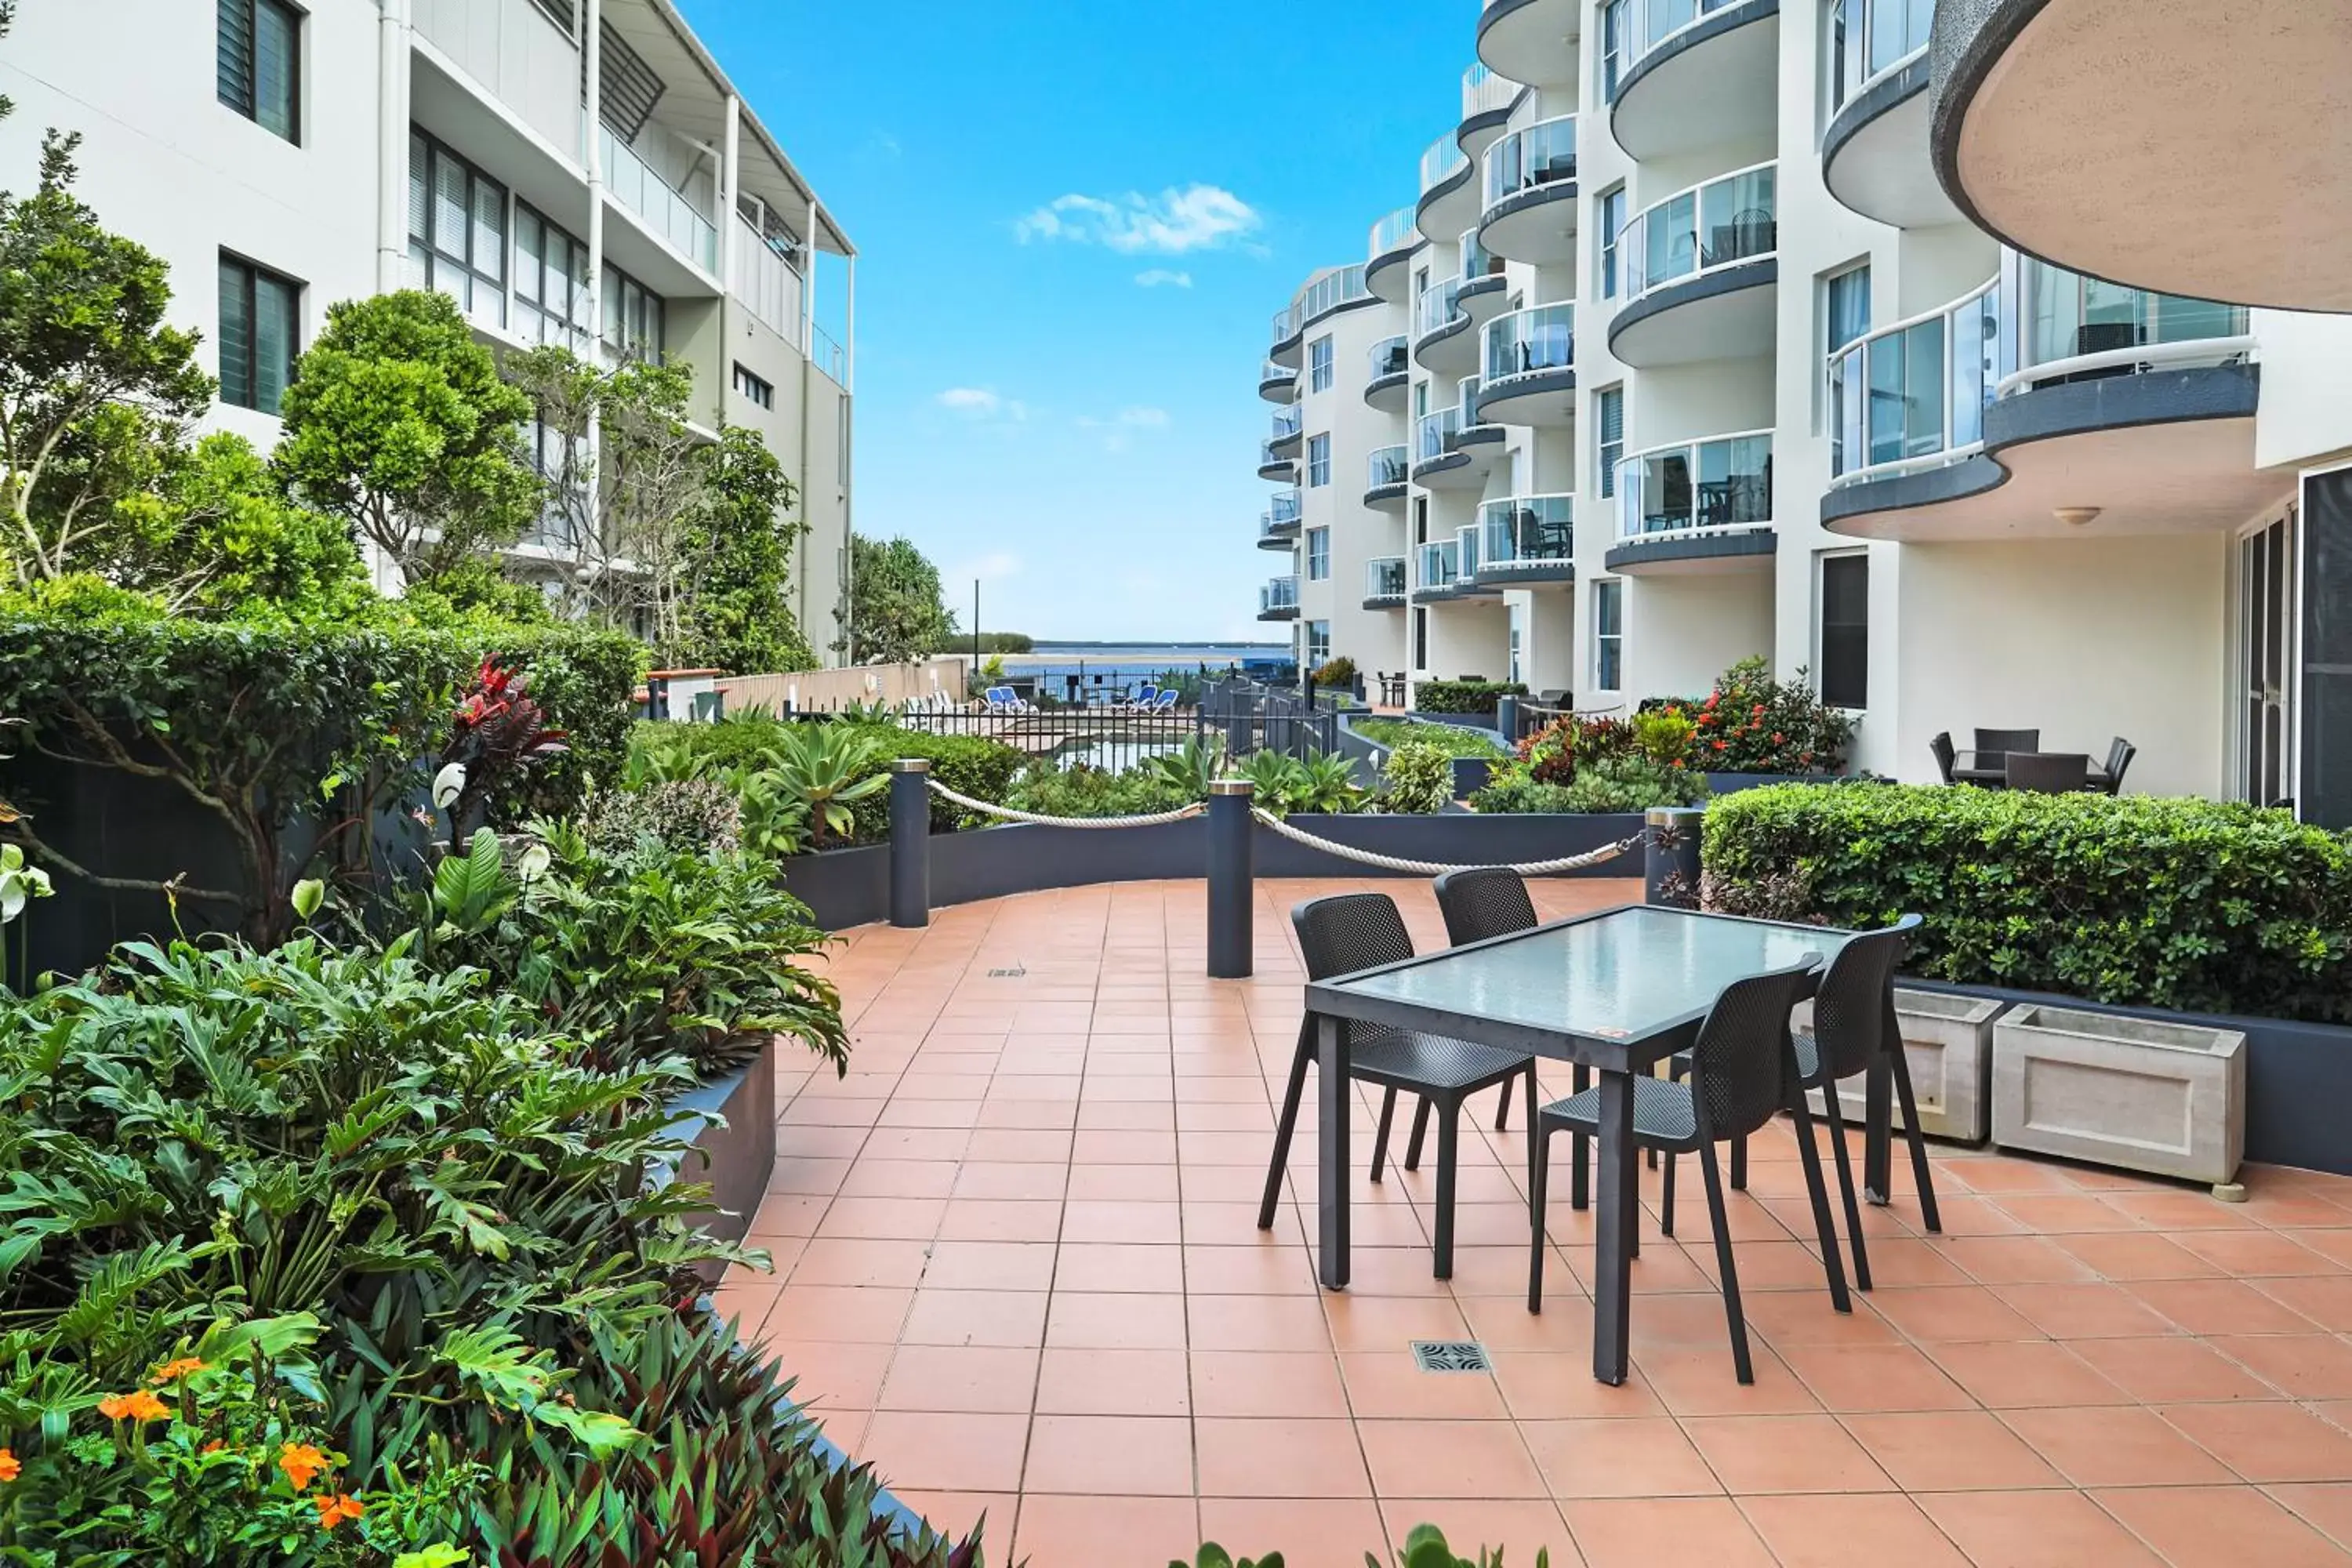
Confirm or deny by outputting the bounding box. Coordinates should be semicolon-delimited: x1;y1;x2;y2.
516;844;552;884
433;762;468;810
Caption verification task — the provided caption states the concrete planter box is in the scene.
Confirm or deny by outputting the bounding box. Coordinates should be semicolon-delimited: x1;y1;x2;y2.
1802;989;2005;1143
1450;756;1495;798
1991;1004;2247;1188
652;1034;780;1283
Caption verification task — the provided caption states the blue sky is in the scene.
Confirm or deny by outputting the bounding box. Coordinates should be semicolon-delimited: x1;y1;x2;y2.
675;0;1472;642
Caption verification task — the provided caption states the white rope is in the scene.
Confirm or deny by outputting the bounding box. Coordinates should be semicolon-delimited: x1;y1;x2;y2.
925;776;1207;829
1251;807;1650;877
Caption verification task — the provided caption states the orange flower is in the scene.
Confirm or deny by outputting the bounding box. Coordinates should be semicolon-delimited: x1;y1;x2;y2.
148;1357;205;1385
201;1439;225;1454
0;1449;19;1483
97;1391;169;1422
278;1441;328;1492
313;1494;365;1530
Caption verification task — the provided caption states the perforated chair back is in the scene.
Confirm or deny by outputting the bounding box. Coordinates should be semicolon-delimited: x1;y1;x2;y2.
1809;915;1924;1082
1291;893;1416;984
1929;731;1958;785
1432;867;1540;949
1975;728;2041;758
2005;751;2089;793
1686;959;1823;1142
2105;736;2136;792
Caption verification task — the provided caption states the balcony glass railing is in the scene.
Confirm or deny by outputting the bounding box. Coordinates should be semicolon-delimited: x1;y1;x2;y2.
1267;488;1304;528
1457;375;1486;424
1457;524;1483;579
1463;62;1523;120
1618;430;1774;539
1622;162;1777;303
1367;555;1409;599
1479;495;1577;569
1369;336;1410;381
1484;115;1579;211
1295;264;1370;326
1416;277;1466;339
1370;206;1418;260
1831;0;1935;111
1272;404;1304;441
1416;406;1465;463
1421;132;1469;194
1484;303;1577;384
1368;445;1411;488
1261;358;1294;385
1460;226;1501;282
1272;304;1301;344
1261;575;1301;613
1417;539;1461;592
601;126;717;271
1259;438;1293;470
1609;0;1750;93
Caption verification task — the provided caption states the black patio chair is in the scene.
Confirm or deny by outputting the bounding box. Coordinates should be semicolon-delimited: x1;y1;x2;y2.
1973;728;2040;761
1421;866;1546;1160
1785;914;1933;1292
1929;731;1958;785
2100;737;2136;794
1261;893;1538;1279
2006;751;2089;793
1527;957;1834;1383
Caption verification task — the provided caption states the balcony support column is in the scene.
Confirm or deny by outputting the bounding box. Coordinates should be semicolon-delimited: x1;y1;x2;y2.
375;0;412;294
719;95;741;296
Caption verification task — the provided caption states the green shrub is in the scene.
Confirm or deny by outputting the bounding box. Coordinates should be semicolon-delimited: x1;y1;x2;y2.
1475;755;1707;815
1677;656;1853;775
1704;783;2352;1021
1311;655;1356;688
1007;761;1194;818
1381;736;1456;815
1354;719;1508;760
579;776;743;859
1412;679;1526;714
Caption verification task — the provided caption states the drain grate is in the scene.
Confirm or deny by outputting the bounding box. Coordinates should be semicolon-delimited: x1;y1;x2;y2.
985;966;1027;978
1410;1339;1493;1374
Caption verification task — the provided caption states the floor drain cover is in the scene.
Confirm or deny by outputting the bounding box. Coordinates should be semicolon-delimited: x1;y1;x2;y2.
985;966;1026;978
1410;1340;1492;1374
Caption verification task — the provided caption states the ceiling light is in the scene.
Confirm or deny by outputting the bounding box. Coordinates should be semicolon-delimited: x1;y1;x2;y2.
2054;506;2103;528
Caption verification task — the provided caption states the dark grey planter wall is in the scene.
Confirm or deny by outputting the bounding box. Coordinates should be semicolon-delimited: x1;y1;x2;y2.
1900;978;2352;1177
652;1035;780;1279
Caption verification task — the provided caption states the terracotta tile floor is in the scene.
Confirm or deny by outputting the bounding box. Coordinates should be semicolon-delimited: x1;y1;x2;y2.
716;878;2352;1567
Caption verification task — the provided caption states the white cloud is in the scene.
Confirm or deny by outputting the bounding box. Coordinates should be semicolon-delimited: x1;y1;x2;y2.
1015;184;1262;255
1134;269;1194;289
936;387;1027;422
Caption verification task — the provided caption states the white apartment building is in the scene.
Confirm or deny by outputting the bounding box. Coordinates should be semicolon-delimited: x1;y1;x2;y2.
1;0;857;663
1250;0;2352;822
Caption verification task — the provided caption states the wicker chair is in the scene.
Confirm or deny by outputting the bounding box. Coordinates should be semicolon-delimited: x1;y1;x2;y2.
1973;728;2041;761
2101;737;2137;794
1261;893;1538;1279
1528;958;1832;1383
1929;731;1958;785
2005;751;2089;793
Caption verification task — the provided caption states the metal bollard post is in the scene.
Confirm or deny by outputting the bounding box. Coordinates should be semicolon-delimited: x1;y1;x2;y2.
889;758;931;929
1644;805;1704;908
1207;779;1255;978
1496;693;1520;743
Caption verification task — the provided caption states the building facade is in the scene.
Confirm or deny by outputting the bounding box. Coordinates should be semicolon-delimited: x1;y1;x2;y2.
1247;0;2352;818
1;0;857;664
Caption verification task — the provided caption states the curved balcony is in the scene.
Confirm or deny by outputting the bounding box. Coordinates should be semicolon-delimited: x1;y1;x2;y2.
1259;575;1301;621
1267;403;1305;459
1367;207;1422;305
1412;404;1504;492
1456;229;1514;329
1412;539;1464;604
1269;264;1374;369
1416;132;1479;249
1607;162;1777;369
1364;556;1409;611
1477;304;1577;426
1822;0;1948;228
1608;0;1780;162
1259;358;1298;405
1258;488;1304;550
1453;524;1501;597
1479;115;1579;265
1930;0;2351;311
1820;256;2272;543
1412;278;1479;377
1269;303;1304;369
1258;439;1298;484
1479;0;1581;89
1470;495;1578;586
1365;445;1412;510
1365;336;1411;414
1606;430;1777;574
1457;63;1530;162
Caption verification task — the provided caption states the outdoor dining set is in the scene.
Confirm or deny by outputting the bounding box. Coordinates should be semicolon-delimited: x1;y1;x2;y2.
1261;870;1935;1388
1931;727;2136;793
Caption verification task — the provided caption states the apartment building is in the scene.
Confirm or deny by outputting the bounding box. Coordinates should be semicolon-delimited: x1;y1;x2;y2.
0;0;857;664
1246;1;2352;819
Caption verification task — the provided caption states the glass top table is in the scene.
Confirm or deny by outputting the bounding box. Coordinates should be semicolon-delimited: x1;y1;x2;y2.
1304;904;1859;1385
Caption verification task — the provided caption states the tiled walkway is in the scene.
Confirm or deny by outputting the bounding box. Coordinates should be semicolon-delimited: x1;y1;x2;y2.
716;879;2352;1567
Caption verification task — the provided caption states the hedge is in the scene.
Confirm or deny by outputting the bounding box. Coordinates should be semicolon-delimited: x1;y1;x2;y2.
1703;783;2352;1022
636;715;1025;843
1414;679;1526;714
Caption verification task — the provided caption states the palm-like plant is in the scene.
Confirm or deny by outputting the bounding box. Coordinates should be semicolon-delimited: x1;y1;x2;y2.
1141;736;1228;800
761;723;888;847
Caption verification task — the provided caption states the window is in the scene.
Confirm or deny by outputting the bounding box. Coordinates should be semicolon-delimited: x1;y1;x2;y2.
1508;603;1526;685
407;130;507;328
524;0;577;34
1601;0;1628;99
217;253;299;413
1413;495;1428;546
1309;335;1334;393
1306;527;1331;581
1413;607;1428;671
1307;433;1331;488
514;202;590;350
1827;263;1872;353
218;0;299;143
1599;187;1626;299
604;263;665;361
1306;621;1331;667
1819;554;1869;709
1595;387;1624;499
1593;579;1623;690
733;362;775;410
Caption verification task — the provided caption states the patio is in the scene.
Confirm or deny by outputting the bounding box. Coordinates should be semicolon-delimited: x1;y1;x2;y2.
713;878;2352;1568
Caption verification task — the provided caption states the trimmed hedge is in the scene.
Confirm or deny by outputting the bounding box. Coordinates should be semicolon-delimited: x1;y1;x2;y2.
1413;679;1526;714
1704;783;2352;1023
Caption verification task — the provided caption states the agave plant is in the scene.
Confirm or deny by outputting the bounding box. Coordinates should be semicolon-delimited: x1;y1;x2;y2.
1140;735;1228;800
760;723;888;848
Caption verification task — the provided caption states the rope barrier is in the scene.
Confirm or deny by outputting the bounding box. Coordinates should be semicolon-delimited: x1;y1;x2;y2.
1250;807;1650;877
925;777;1207;829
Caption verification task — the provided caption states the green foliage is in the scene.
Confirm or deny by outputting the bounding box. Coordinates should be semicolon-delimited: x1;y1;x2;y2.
1239;749;1367;817
1676;657;1853;774
761;723;890;847
1007;761;1192;819
1630;706;1697;767
274;290;541;586
105;432;369;617
0;132;213;589
579;776;744;861
1354;720;1507;761
1188;1525;1547;1568
659;425;818;677
1411;680;1526;715
971;631;1033;654
839;534;959;664
1380;736;1457;815
1704;783;2352;1021
1475;754;1707;815
1311;655;1357;688
1178;1548;1283;1568
1140;736;1230;802
405;557;556;627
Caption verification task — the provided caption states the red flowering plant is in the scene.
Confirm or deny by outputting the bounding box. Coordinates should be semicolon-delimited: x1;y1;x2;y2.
434;657;569;835
1683;658;1854;775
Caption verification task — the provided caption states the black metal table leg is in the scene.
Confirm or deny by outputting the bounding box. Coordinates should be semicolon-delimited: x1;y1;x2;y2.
1316;1012;1351;1290
1592;1069;1638;1385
